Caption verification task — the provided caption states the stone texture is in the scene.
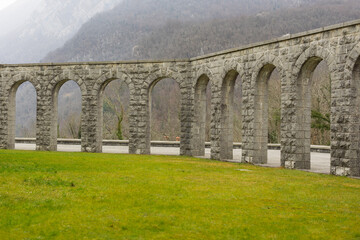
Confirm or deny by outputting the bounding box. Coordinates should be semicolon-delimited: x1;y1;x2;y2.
1;20;360;176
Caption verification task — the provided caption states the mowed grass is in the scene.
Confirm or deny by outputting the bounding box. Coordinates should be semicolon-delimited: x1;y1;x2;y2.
0;150;359;240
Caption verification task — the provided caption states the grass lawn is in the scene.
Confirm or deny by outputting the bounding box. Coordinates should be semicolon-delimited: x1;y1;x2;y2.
0;150;359;239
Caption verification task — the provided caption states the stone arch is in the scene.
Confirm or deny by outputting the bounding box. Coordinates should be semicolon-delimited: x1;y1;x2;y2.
145;70;183;154
345;42;360;102
252;54;285;82
251;53;285;164
47;72;88;96
219;65;241;160
143;69;185;92
193;65;217;98
290;45;335;169
5;73;39;93
146;73;183;122
293;45;335;80
194;73;210;94
220;59;244;81
5;73;38;149
143;67;186;113
93;69;135;96
193;66;214;87
348;42;360;176
345;42;360;76
93;70;135;152
192;72;211;156
253;64;277;164
348;44;360;102
47;72;88;151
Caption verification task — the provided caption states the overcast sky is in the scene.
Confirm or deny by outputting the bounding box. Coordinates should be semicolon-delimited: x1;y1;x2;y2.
0;0;17;10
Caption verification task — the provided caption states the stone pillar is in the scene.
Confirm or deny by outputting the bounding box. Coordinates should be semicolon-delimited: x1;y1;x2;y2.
241;72;256;163
36;90;57;151
95;90;104;153
280;75;294;168
210;75;222;160
81;92;102;153
253;69;271;164
330;53;359;176
129;80;150;155
6;83;17;150
0;76;9;149
347;53;360;177
0;75;7;149
179;85;193;156
281;69;310;169
48;81;62;151
219;72;237;160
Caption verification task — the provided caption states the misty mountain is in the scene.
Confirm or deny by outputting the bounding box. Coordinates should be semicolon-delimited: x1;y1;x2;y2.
0;0;123;64
0;0;42;38
44;0;327;62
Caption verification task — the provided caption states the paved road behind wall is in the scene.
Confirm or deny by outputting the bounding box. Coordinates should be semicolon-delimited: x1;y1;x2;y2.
15;144;330;174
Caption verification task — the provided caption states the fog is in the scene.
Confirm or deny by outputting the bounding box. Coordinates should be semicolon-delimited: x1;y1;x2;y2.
0;0;123;64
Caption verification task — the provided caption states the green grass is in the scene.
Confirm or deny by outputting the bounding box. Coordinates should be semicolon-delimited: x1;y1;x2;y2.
0;150;359;240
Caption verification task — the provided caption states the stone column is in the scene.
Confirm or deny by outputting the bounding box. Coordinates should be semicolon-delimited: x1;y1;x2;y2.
6;82;17;150
348;51;360;177
81;92;102;153
0;76;7;149
280;68;309;169
95;90;104;153
280;74;294;168
210;75;222;160
129;80;150;155
179;80;193;156
0;75;8;149
241;73;256;163
330;49;359;176
36;88;57;151
219;72;237;160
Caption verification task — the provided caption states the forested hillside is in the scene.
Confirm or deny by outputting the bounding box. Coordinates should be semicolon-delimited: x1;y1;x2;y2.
16;0;359;145
43;0;360;62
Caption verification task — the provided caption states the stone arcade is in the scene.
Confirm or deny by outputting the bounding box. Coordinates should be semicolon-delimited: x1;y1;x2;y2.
1;20;360;177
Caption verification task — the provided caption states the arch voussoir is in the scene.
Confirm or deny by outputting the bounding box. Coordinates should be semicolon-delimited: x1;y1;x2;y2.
293;45;335;78
345;42;360;76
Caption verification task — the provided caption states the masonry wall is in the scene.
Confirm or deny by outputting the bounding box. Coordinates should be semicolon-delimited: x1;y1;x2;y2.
1;20;360;176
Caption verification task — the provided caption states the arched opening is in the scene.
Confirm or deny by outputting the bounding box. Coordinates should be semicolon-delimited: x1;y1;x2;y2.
53;80;82;152
9;81;37;150
98;79;130;154
149;78;181;155
233;75;243;159
311;62;331;143
219;70;241;160
253;64;281;164
355;56;360;97
297;57;331;170
354;56;360;176
268;70;281;144
193;74;210;156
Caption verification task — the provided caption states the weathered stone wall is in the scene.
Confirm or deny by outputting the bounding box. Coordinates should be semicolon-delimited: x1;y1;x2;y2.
1;19;360;176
